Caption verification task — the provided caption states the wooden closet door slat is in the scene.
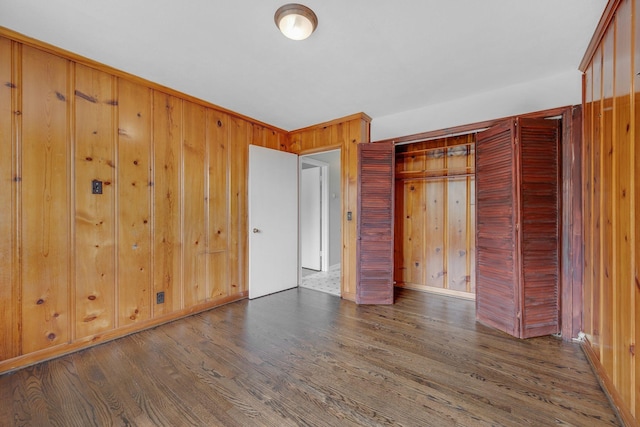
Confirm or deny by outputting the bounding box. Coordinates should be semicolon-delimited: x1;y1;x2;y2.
475;120;519;337
357;142;394;304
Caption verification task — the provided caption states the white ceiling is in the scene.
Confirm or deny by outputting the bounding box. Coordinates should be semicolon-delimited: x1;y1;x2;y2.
1;0;606;138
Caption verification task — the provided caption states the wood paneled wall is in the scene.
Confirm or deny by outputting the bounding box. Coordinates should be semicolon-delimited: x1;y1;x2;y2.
580;0;639;424
288;114;371;302
0;29;289;373
394;135;476;299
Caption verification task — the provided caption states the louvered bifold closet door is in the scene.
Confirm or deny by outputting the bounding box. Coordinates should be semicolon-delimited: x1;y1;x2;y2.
517;118;560;338
475;120;520;336
356;142;395;304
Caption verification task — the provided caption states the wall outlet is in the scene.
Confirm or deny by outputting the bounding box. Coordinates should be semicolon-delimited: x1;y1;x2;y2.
156;291;165;304
92;179;103;194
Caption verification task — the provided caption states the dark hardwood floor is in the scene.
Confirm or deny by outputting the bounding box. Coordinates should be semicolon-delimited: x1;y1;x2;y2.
0;288;620;426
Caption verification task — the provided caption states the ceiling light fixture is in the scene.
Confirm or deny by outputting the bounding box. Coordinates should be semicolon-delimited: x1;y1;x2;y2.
275;4;318;41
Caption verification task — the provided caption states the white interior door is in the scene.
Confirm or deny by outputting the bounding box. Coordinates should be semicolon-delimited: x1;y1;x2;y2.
300;166;322;270
248;145;298;299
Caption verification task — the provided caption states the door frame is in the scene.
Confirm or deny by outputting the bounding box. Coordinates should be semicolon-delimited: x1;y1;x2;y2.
375;105;581;339
299;156;329;274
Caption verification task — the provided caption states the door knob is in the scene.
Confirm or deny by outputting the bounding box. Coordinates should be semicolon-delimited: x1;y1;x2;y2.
252;228;260;233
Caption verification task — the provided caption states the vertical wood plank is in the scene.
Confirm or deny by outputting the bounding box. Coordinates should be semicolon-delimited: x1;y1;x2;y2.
0;37;19;359
425;179;445;288
405;181;425;286
591;45;604;357
265;127;283;151
447;145;469;292
475;120;518;337
613;1;634;406
581;2;639;420
74;64;116;338
152;92;183;315
228;116;248;295
583;65;595;342
601;27;615;375
561;105;584;341
518;118;560;338
343;120;362;301
206;109;230;300
405;153;426;287
630;0;640;414
182;100;207;306
393;179;404;285
356;142;394;305
468;144;476;294
315;126;330;151
117;79;152;326
250;123;266;148
394;137;475;297
21;46;70;353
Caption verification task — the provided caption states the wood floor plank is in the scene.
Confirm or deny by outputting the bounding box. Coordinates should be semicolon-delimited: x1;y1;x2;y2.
0;288;621;426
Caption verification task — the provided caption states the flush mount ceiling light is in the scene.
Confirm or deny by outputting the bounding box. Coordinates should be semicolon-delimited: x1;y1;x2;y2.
275;3;318;41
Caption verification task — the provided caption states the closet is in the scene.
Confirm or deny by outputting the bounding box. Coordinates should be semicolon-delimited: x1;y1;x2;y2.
475;117;561;339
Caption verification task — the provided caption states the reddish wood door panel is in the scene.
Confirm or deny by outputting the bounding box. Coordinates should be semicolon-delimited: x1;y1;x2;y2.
357;142;394;304
518;118;560;338
475;120;519;336
476;118;561;339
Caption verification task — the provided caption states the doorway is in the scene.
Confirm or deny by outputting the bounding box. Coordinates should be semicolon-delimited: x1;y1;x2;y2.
299;150;341;296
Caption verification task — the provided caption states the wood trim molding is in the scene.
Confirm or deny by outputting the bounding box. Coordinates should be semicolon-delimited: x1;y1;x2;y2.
0;26;288;134
374;106;574;145
579;0;621;71
298;143;342;156
581;339;632;427
290;112;372;134
0;292;248;375
397;283;476;301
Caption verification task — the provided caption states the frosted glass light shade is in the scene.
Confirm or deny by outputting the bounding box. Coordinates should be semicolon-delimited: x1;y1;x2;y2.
275;4;318;41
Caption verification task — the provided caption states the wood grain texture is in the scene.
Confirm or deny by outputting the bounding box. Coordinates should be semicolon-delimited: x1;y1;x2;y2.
475;121;518;337
182;100;207;307
20;45;70;353
206;108;229;300
476;118;561;340
117;79;152;327
581;1;638;423
592;45;604;357
74;64;116;338
612;0;634;408
0;30;292;374
356;142;394;304
518;118;560;338
602;26;616;378
0;36;19;360
152;92;183;315
560;106;583;341
228;116;248;296
394;136;475;297
0;288;621;427
288;114;371;302
583;65;594;344
635;1;640;417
